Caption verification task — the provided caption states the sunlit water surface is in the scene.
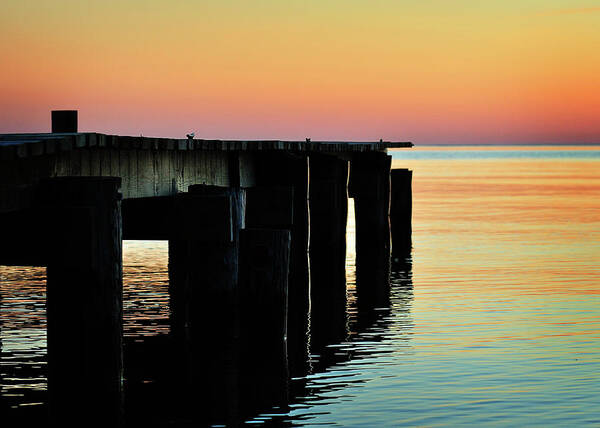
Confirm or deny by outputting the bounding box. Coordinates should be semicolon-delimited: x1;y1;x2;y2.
1;145;599;425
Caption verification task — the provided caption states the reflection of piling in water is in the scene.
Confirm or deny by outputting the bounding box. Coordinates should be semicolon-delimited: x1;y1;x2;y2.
309;154;349;348
352;257;413;344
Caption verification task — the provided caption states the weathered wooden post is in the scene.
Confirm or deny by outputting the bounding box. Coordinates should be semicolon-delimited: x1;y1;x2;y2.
40;177;123;425
308;154;349;347
349;152;392;308
253;153;310;377
239;228;291;415
51;110;78;133
245;186;294;231
390;169;413;262
168;185;245;425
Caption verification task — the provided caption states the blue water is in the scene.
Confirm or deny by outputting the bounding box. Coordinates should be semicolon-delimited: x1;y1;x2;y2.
271;145;600;426
1;145;599;426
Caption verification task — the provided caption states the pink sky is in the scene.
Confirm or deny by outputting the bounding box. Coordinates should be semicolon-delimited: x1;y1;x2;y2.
1;1;598;144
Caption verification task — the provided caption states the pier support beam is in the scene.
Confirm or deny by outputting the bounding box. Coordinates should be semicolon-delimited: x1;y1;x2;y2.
253;153;309;376
168;185;245;424
239;228;291;415
121;196;173;240
169;185;246;358
41;177;123;425
390;169;413;262
349;153;392;307
309;154;349;346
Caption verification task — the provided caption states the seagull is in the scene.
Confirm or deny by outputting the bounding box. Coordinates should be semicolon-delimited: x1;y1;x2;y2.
186;132;195;140
306;137;311;142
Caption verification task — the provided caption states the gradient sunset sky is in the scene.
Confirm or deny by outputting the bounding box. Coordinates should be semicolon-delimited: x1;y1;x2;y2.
1;0;599;144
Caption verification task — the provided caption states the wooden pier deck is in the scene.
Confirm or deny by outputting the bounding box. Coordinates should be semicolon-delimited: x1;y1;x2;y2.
1;132;411;209
0;122;413;425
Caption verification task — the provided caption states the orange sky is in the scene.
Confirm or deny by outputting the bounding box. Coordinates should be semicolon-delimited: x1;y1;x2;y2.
1;1;599;143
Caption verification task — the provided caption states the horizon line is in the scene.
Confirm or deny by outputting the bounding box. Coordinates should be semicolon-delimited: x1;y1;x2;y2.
411;142;600;147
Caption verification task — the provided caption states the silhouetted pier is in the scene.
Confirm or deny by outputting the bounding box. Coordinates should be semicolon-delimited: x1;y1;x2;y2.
0;111;413;425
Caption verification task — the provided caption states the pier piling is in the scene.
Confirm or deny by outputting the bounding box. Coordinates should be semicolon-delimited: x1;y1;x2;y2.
41;177;123;425
169;186;246;359
390;169;413;262
239;228;291;413
253;153;310;376
349;153;392;306
245;186;294;229
309;154;349;346
168;185;246;423
239;227;290;351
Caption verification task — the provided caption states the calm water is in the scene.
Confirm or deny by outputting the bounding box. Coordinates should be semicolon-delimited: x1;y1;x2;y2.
1;145;599;425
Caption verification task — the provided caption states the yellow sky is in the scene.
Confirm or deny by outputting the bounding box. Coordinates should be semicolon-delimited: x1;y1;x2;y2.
1;1;599;143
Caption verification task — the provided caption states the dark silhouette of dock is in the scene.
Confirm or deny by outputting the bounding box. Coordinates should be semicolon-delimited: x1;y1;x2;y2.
0;110;413;425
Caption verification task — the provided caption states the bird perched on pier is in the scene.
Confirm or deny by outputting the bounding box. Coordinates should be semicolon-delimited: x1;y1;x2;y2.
186;132;195;140
306;137;311;142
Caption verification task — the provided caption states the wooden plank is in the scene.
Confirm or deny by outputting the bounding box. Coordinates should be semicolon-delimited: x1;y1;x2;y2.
157;150;171;195
173;151;184;192
80;149;92;176
99;147;110;177
152;150;162;195
74;134;86;148
29;141;45;156
53;152;69;177
87;133;97;147
118;149;129;198
0;133;413;159
59;135;74;152
69;149;82;176
195;151;206;186
90;148;102;176
110;148;119;177
217;152;229;186
183;148;195;190
45;139;57;155
177;139;188;150
239;152;256;187
128;149;138;197
136;148;154;197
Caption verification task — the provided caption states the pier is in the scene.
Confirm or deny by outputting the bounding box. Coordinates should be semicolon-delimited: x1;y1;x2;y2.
0;111;413;424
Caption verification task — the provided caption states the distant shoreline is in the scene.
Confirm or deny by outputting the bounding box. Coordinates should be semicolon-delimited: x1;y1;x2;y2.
409;142;600;147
